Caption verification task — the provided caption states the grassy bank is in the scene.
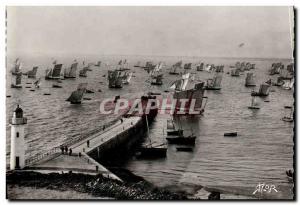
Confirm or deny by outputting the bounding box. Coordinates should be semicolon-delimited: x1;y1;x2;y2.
7;170;188;200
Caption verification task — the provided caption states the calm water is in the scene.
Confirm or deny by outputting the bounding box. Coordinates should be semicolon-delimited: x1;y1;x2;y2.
6;55;294;198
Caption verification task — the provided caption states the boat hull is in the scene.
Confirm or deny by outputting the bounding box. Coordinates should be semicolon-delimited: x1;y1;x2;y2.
136;147;167;158
11;84;22;88
176;147;193;152
205;87;221;90
166;136;196;145
224;132;237;137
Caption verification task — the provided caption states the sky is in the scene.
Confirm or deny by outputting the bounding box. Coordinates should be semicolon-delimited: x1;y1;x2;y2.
6;6;294;59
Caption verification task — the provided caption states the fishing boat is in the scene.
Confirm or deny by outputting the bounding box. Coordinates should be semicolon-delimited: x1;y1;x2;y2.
95;61;101;67
66;83;88;104
11;72;22;88
251;83;271;96
245;72;256;87
184;63;192;70
248;96;260;109
141;61;153;70
45;63;63;80
137;115;167;158
24;66;38;78
166;132;196;145
279;68;293;80
204;64;212;72
122;72;133;84
151;74;163;85
79;67;89;77
282;107;293;122
169;61;182;75
11;58;22;75
170;73;207;115
231;69;240;77
215;65;224;73
33;78;41;88
282;78;294;90
134;61;141;67
64;62;78;78
272;77;285;86
205;73;222;90
196;63;204;71
117;59;130;71
52;81;62;88
108;70;123;88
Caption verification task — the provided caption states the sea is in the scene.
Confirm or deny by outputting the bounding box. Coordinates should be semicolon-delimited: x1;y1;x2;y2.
6;54;294;199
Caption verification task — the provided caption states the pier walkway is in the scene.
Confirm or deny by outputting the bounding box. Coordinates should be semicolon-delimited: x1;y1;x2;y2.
25;116;142;181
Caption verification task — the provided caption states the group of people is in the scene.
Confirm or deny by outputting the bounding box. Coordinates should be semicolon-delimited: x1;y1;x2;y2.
60;145;72;156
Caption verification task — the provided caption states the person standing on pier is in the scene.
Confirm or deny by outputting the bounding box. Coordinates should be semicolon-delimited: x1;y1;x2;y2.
87;140;90;148
69;148;72;156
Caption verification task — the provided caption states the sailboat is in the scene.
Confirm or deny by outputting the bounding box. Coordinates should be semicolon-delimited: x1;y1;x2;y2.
215;65;224;73
282;78;294;90
279;68;293;80
231;68;240;77
122;72;133;84
184;63;192;70
150;63;163;85
204;64;212;72
137;115;167;158
95;61;101;67
151;74;163;85
64;62;78;78
24;66;38;78
170;73;207;115
251;83;271;96
166;124;196;145
245;72;256;87
11;58;22;75
205;73;222;90
282;107;293;122
66;83;88;104
141;61;153;70
196;63;204;71
79;67;89;77
45;63;63;80
134;61;141;67
108;70;123;88
248;96;260;109
169;61;182;75
11;72;22;88
33;78;41;88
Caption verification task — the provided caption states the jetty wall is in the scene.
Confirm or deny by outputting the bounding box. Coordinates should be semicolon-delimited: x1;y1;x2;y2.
87;116;146;164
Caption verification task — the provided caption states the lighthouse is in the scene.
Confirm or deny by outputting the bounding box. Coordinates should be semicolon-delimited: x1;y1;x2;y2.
10;105;27;170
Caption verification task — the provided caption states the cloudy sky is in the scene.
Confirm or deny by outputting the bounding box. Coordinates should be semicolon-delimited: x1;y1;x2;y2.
7;6;293;58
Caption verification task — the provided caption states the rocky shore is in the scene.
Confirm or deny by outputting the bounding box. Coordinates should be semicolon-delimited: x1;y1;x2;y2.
6;170;189;200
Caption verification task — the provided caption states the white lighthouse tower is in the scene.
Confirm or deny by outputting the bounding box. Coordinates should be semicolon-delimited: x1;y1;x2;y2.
10;105;27;170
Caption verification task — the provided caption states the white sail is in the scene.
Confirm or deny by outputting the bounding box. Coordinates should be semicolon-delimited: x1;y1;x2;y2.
213;73;222;88
245;72;256;86
181;73;190;91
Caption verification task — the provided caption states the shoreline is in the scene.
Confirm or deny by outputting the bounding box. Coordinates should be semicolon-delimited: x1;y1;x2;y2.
6;169;189;200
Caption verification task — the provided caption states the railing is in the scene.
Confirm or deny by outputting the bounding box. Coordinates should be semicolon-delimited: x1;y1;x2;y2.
25;147;60;166
10;118;27;125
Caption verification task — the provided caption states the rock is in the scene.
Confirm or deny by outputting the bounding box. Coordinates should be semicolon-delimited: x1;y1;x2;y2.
208;191;220;200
